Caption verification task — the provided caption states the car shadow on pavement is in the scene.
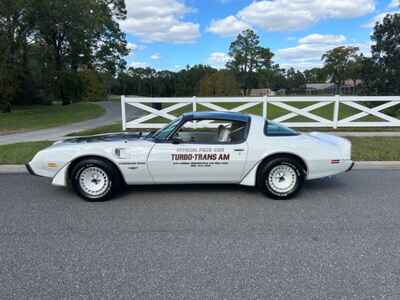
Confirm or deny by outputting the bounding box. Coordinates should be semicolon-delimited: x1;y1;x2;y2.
45;173;349;203
115;175;348;200
124;183;258;195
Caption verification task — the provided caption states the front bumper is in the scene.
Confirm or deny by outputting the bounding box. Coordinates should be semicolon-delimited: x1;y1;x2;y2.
25;162;38;176
25;162;45;177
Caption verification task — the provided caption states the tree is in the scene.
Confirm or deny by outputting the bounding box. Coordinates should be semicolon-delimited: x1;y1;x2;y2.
199;71;241;96
371;13;400;95
357;57;383;95
0;0;33;111
227;29;274;95
175;65;216;96
31;0;128;105
303;68;329;83
0;0;128;110
346;55;364;94
322;46;360;89
284;68;306;94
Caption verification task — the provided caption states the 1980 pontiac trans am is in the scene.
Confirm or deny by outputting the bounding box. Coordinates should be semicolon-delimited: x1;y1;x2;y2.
26;112;354;201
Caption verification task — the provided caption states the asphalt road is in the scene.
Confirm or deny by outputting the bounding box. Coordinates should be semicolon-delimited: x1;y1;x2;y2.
1;171;400;299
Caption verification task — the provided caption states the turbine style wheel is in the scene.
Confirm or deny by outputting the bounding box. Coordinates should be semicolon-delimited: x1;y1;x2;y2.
71;158;122;202
257;157;305;200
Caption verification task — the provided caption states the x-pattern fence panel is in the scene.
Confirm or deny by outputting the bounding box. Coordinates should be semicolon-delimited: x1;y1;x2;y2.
121;96;400;130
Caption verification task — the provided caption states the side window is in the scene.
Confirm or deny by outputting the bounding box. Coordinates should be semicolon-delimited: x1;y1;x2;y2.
172;119;248;144
264;121;299;136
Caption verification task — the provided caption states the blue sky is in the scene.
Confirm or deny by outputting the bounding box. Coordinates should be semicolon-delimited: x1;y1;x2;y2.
120;0;399;71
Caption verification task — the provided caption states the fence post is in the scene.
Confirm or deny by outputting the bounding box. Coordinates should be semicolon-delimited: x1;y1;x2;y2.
333;94;340;129
262;95;268;119
192;96;197;112
121;95;126;131
192;96;197;129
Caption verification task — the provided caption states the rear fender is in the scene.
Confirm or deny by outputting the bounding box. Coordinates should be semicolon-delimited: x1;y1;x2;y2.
239;161;260;186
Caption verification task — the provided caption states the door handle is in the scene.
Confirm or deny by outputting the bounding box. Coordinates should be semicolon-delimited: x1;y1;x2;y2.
234;149;245;152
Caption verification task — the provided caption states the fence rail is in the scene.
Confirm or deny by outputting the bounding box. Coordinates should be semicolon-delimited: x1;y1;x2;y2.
121;95;400;130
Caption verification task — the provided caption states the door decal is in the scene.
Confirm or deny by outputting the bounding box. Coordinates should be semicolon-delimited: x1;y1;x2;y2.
171;147;231;168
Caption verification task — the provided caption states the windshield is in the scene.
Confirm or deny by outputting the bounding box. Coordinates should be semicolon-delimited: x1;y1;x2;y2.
152;117;182;140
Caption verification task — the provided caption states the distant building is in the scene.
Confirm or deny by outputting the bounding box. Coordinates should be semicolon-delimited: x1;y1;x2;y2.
341;79;363;94
305;83;336;94
249;88;275;96
343;79;363;88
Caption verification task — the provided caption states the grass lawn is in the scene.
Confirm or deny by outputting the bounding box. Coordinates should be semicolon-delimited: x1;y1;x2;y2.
0;141;53;164
1;137;399;165
0;102;105;134
108;95;121;101
349;137;400;161
66;123;123;136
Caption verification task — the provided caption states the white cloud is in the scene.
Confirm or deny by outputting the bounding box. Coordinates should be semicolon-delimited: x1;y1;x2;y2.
150;53;161;60
130;61;148;68
207;16;251;37
277;44;333;70
120;0;200;43
237;0;375;31
127;42;138;52
207;52;232;69
362;11;400;28
174;65;183;70
276;34;370;70
389;0;399;8
299;34;346;44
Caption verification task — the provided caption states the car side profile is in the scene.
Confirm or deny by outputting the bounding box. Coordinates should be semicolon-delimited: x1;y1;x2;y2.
26;111;354;201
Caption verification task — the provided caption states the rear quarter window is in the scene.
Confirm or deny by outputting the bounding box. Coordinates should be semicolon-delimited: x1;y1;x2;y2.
264;121;299;136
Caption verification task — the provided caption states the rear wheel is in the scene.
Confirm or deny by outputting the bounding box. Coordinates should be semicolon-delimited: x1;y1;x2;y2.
257;157;305;200
71;158;121;202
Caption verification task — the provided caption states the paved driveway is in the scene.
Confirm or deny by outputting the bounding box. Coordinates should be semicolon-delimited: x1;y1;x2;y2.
1;170;400;299
0;101;141;145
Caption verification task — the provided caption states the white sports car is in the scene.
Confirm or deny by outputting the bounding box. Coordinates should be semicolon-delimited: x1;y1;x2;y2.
26;111;354;201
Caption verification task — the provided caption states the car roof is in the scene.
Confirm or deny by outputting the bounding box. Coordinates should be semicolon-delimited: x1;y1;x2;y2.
182;111;251;122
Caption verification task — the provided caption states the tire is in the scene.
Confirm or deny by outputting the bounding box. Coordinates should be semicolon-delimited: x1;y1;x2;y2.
257;157;305;200
70;158;121;202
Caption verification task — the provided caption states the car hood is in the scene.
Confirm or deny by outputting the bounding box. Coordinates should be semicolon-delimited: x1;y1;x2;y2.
54;132;151;145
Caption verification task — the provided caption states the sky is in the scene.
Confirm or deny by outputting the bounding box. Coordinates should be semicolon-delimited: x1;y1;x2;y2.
120;0;400;71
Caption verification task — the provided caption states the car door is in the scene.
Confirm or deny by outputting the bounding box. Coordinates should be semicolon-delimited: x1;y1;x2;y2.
147;118;249;184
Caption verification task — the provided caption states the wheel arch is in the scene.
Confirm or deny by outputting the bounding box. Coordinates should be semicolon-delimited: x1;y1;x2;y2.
256;152;308;182
67;155;126;185
240;152;309;187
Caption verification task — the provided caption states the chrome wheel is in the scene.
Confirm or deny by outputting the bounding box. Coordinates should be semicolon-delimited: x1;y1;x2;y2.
79;166;111;198
267;165;297;194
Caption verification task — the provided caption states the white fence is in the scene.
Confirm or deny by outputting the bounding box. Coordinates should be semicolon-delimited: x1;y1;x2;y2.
121;95;400;130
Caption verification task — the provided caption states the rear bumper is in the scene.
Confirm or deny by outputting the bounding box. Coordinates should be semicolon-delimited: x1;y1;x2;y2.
346;162;355;172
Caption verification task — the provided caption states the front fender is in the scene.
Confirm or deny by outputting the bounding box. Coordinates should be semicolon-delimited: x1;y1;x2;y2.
52;163;71;187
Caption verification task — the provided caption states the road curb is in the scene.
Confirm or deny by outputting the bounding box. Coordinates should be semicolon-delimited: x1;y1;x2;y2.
1;162;400;174
0;165;28;174
353;161;400;170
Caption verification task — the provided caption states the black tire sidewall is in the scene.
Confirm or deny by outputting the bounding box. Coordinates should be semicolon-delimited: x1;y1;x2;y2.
258;158;304;200
71;159;119;202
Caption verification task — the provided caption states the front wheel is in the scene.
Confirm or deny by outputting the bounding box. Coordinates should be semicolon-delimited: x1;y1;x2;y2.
257;157;305;200
71;159;121;202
